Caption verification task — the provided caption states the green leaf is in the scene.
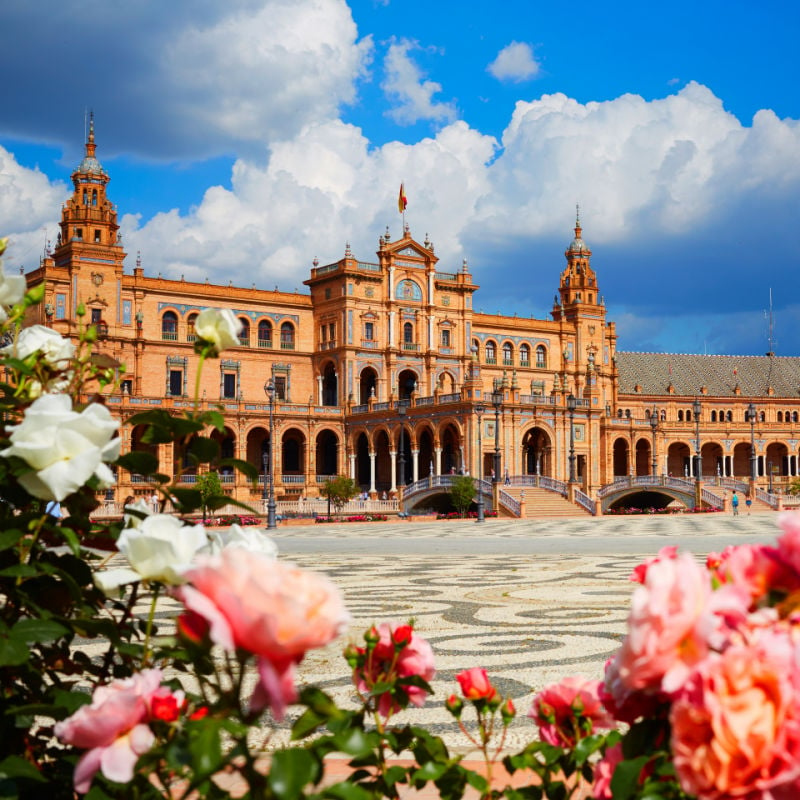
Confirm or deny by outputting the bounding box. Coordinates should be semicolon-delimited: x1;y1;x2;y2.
12;618;69;644
0;529;23;552
168;488;202;510
0;755;47;783
412;761;447;782
320;780;374;800
187;436;220;463
610;755;652;800
0;638;29;666
188;718;224;777
291;708;327;740
0;564;38;578
219;457;259;481
268;749;318;800
117;451;159;476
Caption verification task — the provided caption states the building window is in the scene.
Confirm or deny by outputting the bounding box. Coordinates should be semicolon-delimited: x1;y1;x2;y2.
92;189;98;206
274;376;287;401
223;373;237;399
403;322;413;343
238;318;250;346
91;308;102;324
364;321;374;340
168;370;183;397
485;341;496;364
324;287;331;300
187;313;197;342
258;320;272;348
94;229;101;243
502;342;513;366
121;379;133;395
162;311;178;341
441;328;451;347
520;344;530;366
280;322;295;350
328;322;335;343
711;411;717;422
535;345;547;369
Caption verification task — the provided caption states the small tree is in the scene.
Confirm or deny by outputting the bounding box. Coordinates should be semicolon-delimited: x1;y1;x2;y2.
788;478;800;496
449;474;476;518
196;470;223;524
320;475;359;517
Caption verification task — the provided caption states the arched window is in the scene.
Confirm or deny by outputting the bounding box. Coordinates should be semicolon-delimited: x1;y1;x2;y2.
660;410;666;421
678;410;684;422
161;311;178;341
502;342;513;366
711;410;717;422
535;345;547;369
187;313;198;342
485;341;496;364
687;409;693;422
92;189;98;206
82;189;88;205
519;344;530;366
403;322;413;344
617;409;623;418
778;411;784;423
258;320;272;348
625;409;631;419
793;412;798;423
726;410;732;422
280;322;295;350
239;318;250;346
760;411;766;422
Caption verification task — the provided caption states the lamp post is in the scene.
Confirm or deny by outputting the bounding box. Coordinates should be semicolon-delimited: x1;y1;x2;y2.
475;404;485;523
264;379;277;529
567;393;577;483
397;400;407;487
650;406;659;477
747;402;757;483
491;387;503;483
693;398;702;480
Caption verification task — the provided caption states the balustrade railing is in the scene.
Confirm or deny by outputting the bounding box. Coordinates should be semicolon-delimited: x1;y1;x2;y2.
574;489;596;515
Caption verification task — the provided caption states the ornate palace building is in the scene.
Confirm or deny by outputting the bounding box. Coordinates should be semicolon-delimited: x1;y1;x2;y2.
22;123;800;515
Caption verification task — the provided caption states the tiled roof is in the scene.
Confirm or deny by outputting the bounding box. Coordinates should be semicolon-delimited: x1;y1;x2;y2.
616;352;800;399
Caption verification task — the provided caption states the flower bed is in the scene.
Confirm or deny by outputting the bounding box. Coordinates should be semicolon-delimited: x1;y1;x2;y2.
437;509;499;519
607;505;721;515
314;513;388;523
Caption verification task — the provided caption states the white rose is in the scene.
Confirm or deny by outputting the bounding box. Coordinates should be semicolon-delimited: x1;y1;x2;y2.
1;325;76;368
0;261;26;310
2;393;120;501
207;524;278;558
94;516;209;592
194;308;241;355
123;498;152;528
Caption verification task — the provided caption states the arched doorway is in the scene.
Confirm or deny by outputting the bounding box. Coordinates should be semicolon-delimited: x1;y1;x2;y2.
397;369;418;399
281;428;306;478
355;432;370;490
613;438;629;477
321;363;338;406
634;438;650;476
440;423;461;474
522;427;551;476
246;427;270;478
702;442;724;478
374;430;391;493
396;422;412;485
437;371;457;394
360;367;378;404
418;427;434;478
210;427;236;481
733;442;752;477
667;442;691;478
315;430;338;477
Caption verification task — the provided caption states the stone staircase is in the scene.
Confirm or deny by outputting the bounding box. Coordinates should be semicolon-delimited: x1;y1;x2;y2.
501;485;589;518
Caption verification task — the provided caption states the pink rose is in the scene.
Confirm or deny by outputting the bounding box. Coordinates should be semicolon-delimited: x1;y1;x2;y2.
54;669;167;794
617;551;726;695
630;545;678;584
671;629;800;800
593;742;624;800
176;550;348;717
457;667;498;701
354;622;435;717
529;675;612;747
600;654;669;724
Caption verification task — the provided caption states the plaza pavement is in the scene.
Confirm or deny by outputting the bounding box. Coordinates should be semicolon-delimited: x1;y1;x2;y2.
126;510;788;756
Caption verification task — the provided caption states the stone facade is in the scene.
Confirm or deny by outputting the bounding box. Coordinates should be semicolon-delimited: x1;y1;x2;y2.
22;125;800;508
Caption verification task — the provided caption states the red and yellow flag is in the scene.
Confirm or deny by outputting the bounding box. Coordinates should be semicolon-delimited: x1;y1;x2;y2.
398;183;408;213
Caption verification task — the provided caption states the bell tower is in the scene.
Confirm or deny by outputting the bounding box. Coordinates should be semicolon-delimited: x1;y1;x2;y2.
554;206;600;315
48;114;126;333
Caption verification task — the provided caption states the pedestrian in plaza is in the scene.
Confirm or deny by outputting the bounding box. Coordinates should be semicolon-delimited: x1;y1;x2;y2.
745;494;753;515
732;491;739;516
150;492;159;513
504;468;510;485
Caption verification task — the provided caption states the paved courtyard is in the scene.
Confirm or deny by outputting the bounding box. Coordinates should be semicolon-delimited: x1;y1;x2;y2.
124;512;788;753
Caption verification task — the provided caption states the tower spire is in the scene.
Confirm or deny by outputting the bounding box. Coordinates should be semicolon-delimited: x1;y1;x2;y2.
575;203;582;239
86;111;96;159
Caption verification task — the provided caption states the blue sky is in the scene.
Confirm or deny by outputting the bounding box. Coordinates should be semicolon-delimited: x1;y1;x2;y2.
1;0;799;356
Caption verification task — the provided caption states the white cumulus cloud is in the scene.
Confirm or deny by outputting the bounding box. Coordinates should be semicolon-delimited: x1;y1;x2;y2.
381;39;458;126
487;42;541;82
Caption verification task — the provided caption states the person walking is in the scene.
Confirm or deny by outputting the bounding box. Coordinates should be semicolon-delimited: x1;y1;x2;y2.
504;468;510;485
745;494;753;515
731;491;739;516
